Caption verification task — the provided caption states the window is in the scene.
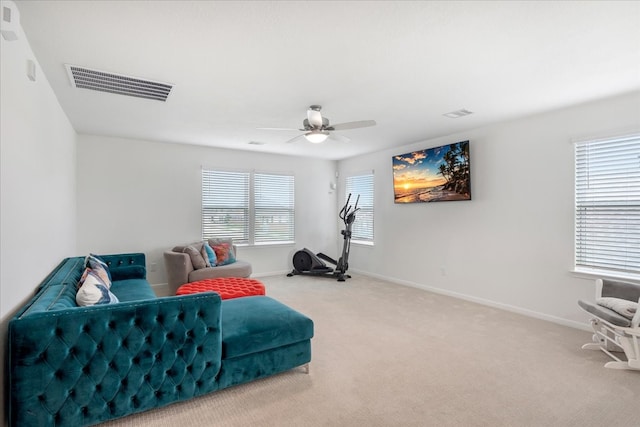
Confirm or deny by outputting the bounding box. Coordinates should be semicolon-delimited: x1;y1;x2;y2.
202;169;294;245
254;173;295;244
574;134;640;278
202;170;250;243
345;173;374;244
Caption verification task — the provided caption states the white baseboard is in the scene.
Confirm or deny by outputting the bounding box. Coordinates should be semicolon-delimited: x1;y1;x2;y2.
351;269;591;332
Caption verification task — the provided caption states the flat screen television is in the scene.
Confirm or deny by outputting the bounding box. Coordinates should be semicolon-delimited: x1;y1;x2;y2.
392;140;471;203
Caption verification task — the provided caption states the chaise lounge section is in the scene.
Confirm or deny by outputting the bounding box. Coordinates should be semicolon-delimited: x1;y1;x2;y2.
8;253;313;427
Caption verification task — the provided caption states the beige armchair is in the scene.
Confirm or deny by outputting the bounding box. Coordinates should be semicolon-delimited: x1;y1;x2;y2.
164;240;252;295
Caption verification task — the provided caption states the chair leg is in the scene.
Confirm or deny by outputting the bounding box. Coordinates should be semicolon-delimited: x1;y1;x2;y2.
604;361;636;370
616;335;640;370
582;343;603;351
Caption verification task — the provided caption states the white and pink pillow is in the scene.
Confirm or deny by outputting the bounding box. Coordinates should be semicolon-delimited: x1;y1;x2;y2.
76;270;119;307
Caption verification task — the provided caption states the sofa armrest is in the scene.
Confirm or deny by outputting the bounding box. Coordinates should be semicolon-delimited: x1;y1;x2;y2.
164;251;194;295
9;292;222;427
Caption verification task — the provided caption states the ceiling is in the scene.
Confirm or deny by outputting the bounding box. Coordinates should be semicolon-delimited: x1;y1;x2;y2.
13;1;640;160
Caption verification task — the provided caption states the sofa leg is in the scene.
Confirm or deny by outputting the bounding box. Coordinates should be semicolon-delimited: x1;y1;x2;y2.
301;363;310;374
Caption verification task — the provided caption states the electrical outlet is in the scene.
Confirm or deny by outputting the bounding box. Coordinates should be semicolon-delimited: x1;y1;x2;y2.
150;261;157;272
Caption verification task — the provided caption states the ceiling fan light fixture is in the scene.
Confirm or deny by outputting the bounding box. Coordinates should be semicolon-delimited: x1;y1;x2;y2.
260;105;375;145
305;131;329;143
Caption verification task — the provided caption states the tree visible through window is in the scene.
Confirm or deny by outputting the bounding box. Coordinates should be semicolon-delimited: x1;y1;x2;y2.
202;169;294;245
574;134;640;278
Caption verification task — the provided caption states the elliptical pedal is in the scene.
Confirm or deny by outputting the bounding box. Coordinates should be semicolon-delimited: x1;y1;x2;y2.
316;252;337;265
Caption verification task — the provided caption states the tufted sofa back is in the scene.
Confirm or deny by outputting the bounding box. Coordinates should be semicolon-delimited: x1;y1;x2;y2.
9;254;224;427
18;254;148;316
21;257;85;314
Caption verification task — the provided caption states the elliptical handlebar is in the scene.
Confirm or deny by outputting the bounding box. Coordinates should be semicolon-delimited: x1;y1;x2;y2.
340;193;360;225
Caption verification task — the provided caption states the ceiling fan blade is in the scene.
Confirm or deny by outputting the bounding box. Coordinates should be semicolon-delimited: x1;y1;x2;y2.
307;108;323;128
257;127;299;131
329;133;351;143
328;120;376;131
285;134;306;144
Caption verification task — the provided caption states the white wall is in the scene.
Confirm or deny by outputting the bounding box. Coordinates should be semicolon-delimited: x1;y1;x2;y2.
0;2;77;319
76;135;338;285
338;91;640;328
0;1;77;424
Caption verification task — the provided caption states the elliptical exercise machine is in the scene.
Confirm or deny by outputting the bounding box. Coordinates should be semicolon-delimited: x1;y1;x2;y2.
287;193;360;282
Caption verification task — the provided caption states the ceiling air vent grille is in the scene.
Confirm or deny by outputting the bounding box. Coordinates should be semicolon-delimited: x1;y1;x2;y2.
65;64;172;102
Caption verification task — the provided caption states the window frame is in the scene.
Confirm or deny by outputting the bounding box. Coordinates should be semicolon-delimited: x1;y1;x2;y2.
573;133;640;281
202;168;295;246
345;172;375;245
253;172;295;245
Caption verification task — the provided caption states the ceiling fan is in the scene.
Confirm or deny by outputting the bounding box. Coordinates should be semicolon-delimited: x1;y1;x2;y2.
259;105;376;144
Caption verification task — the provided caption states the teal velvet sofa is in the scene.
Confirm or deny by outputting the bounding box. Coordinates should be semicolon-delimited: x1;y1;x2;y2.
8;253;313;426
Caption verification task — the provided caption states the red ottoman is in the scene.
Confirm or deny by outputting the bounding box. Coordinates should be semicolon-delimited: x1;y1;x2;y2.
176;277;265;300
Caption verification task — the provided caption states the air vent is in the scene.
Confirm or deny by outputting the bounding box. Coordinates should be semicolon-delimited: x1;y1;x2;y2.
65;64;172;101
443;109;473;118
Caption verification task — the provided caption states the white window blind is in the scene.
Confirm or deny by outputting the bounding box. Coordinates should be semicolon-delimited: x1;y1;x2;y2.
202;169;295;245
202;170;250;244
254;173;295;244
575;134;640;278
346;173;374;243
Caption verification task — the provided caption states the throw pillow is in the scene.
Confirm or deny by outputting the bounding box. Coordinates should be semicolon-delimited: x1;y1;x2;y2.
211;242;237;266
200;243;211;268
203;241;217;266
76;271;119;306
182;245;207;270
597;297;638;320
79;267;92;286
91;264;112;288
85;254;112;280
208;238;236;257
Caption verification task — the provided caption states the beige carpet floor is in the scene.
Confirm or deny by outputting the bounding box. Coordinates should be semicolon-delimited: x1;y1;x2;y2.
103;274;640;427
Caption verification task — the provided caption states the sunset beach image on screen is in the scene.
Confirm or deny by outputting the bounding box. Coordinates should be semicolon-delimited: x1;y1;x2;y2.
392;141;471;203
